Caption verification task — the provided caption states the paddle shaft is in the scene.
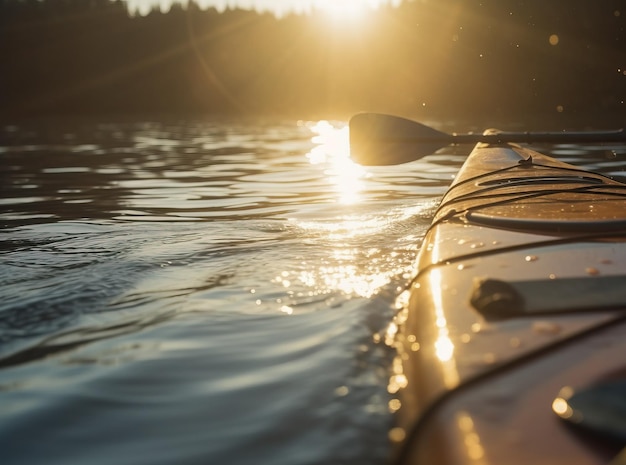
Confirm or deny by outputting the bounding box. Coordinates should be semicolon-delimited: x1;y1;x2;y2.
349;113;626;165
389;129;626;145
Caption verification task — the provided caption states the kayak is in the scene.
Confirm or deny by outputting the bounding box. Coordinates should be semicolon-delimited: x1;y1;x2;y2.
390;136;626;464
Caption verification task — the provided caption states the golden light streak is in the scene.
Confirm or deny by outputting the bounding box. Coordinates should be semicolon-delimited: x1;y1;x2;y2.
429;230;460;388
306;120;366;205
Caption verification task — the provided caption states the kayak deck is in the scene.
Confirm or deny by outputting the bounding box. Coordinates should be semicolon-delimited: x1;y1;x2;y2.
436;143;626;229
393;142;626;465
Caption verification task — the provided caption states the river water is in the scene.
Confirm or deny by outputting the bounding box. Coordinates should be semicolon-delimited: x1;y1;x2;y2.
1;117;624;465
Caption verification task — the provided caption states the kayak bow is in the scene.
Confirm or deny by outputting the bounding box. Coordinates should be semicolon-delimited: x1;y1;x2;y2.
350;120;626;465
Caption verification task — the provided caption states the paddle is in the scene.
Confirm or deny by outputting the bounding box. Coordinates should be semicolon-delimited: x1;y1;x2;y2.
349;113;626;166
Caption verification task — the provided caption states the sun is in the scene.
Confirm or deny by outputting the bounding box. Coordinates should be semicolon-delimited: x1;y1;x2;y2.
313;0;378;21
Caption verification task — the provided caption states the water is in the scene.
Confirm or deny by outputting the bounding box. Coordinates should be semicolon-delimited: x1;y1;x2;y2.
1;117;624;465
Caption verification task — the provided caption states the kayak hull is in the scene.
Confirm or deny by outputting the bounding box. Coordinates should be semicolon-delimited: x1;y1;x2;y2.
393;142;626;464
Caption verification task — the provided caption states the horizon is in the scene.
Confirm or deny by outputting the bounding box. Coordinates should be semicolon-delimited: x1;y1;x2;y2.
124;0;404;17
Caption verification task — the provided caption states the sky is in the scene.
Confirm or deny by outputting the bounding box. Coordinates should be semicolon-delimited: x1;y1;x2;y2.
125;0;403;17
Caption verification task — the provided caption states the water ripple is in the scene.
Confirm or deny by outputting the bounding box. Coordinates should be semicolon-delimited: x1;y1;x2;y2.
1;118;624;465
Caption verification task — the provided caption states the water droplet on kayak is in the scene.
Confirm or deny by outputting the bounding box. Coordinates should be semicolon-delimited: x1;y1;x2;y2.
458;239;467;245
586;267;600;276
389;427;406;443
460;333;471;343
552;397;574;419
457;263;471;270
471;323;482;333
549;273;557;280
552;386;576;419
525;255;538;262
533;320;562;335
470;242;485;249
509;337;522;348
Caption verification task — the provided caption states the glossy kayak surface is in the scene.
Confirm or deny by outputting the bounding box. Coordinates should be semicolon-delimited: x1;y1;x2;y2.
393;140;626;465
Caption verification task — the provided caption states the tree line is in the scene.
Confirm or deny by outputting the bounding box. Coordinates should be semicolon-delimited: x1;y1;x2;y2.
1;0;625;124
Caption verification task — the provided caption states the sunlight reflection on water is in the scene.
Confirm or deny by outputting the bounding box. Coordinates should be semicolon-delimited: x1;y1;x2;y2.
305;120;367;205
4;118;622;465
289;209;426;300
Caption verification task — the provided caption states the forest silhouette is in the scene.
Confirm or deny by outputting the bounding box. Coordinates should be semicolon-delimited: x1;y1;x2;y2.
1;0;624;124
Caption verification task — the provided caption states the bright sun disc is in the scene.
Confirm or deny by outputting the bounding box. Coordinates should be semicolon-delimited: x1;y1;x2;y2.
314;0;374;20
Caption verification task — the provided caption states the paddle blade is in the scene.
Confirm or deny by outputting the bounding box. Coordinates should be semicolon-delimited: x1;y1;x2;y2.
349;113;450;165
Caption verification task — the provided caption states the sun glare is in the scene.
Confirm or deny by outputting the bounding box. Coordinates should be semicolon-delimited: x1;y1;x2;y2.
314;0;375;20
305;120;366;205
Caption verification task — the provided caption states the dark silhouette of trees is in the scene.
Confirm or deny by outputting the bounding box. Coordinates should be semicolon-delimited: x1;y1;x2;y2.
1;0;624;124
